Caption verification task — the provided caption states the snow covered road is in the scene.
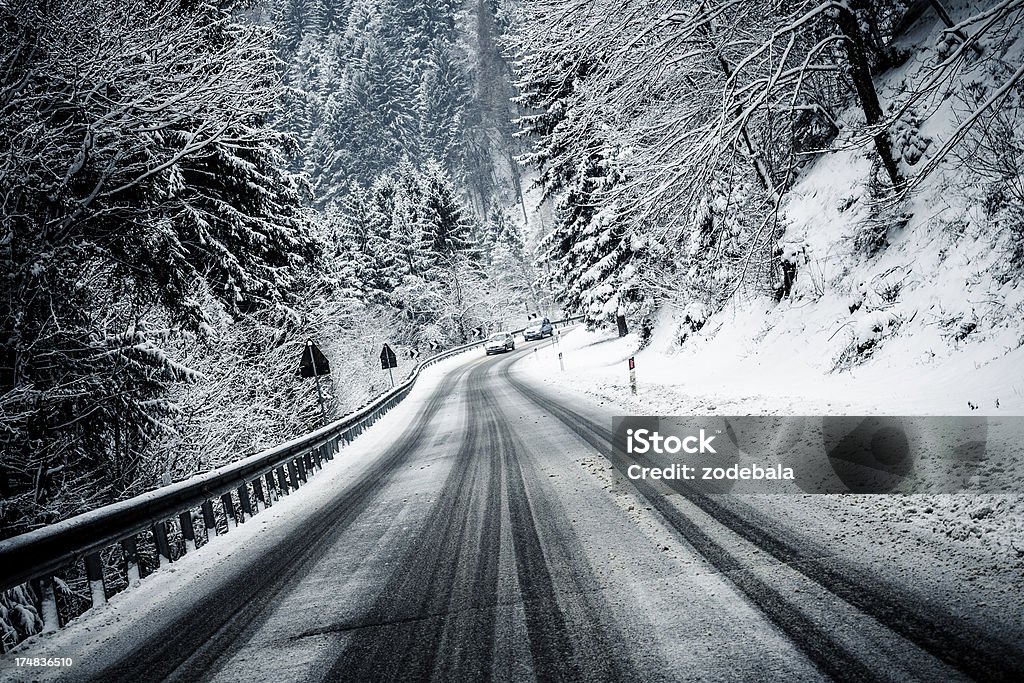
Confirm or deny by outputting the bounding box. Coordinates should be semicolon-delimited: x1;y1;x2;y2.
7;341;1023;682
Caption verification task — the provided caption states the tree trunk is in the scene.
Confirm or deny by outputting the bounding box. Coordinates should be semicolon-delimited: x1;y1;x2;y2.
714;54;779;199
833;5;902;186
927;0;982;56
616;314;629;337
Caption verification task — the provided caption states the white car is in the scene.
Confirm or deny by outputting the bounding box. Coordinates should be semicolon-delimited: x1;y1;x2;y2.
485;332;515;355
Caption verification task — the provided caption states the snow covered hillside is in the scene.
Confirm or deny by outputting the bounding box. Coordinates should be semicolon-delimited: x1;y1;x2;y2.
515;0;1024;416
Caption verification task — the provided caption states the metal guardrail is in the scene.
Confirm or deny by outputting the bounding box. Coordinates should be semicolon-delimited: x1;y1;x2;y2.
0;316;581;641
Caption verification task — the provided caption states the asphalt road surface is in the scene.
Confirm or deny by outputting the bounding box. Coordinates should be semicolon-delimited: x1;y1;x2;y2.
46;342;1024;682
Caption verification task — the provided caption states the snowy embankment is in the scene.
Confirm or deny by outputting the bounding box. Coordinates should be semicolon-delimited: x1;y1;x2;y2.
519;4;1024;416
518;133;1024;416
515;326;1024;617
523;313;1024;417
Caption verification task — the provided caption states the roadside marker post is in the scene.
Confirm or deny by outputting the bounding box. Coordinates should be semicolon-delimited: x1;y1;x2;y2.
558;351;564;372
629;357;637;395
312;358;326;423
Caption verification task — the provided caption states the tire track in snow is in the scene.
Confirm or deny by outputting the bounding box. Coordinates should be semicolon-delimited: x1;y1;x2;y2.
322;374;503;681
324;357;637;682
499;359;998;682
93;359;479;683
480;385;638;682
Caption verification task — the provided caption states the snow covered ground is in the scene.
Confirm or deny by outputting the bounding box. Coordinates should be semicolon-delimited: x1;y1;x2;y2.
522;321;1024;416
516;325;1024;618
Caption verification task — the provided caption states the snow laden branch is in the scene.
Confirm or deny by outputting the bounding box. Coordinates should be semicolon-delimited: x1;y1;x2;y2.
509;0;1024;329
508;0;902;322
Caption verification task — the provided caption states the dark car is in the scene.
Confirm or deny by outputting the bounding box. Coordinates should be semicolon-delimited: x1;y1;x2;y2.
523;318;553;341
485;331;515;355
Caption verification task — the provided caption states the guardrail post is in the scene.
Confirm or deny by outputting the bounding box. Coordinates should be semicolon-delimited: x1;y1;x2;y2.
121;535;140;583
265;471;278;503
287;460;300;490
252;477;266;511
237;483;253;521
33;576;60;632
202;499;218;539
153;521;172;564
278;465;291;495
179;510;197;553
84;552;106;607
221;493;237;529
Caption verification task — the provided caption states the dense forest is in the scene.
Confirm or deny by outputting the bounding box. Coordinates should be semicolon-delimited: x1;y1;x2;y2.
2;0;1023;553
0;0;544;544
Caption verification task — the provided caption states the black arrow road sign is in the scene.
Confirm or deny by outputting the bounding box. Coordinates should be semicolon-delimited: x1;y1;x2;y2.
380;344;398;370
299;340;331;378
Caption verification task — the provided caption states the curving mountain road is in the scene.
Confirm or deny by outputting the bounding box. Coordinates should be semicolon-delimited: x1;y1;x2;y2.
30;341;1024;682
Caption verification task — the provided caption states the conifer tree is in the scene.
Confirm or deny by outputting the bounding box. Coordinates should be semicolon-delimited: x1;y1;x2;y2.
421;162;477;261
273;0;315;56
417;42;471;177
0;0;311;531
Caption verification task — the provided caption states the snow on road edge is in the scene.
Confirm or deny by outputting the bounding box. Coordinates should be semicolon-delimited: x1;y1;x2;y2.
513;328;1024;632
0;349;476;677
